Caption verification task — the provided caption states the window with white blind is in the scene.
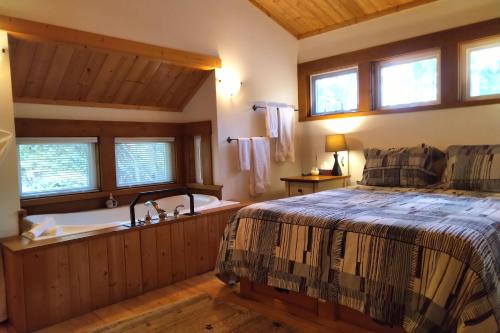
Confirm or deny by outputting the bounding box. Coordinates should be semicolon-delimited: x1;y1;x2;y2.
17;138;99;198
115;138;175;188
194;136;203;184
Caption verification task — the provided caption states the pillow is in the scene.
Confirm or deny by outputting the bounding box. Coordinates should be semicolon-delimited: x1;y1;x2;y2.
441;145;500;192
359;145;446;187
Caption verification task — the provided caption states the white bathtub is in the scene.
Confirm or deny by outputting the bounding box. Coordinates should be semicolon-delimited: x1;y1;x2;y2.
23;194;238;241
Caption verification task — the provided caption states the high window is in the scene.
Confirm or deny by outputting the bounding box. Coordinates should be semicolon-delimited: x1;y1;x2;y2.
115;138;175;187
462;37;500;100
310;67;358;115
376;50;440;109
17;138;99;198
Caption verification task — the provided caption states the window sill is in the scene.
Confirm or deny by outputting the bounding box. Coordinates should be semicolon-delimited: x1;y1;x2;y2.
300;98;500;122
21;183;184;208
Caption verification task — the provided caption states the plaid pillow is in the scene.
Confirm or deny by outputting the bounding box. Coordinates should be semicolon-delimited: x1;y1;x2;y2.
442;145;500;192
359;145;446;187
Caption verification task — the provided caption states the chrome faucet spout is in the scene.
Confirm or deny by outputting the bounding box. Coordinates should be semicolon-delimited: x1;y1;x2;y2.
144;200;164;214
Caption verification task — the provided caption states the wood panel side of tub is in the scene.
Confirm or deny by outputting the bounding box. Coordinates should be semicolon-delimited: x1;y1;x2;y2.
2;207;241;333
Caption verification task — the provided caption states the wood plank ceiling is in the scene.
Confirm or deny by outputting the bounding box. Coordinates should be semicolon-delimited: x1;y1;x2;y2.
8;35;211;112
249;0;438;39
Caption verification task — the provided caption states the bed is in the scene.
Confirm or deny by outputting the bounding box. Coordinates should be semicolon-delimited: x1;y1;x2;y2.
216;185;500;333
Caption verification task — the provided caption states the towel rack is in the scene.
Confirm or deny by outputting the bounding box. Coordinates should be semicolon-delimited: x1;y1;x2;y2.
252;104;299;112
226;136;265;143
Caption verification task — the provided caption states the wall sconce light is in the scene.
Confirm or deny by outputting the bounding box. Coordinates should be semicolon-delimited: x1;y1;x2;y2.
216;68;241;97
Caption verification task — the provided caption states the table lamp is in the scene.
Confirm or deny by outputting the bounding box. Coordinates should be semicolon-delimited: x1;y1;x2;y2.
325;134;347;176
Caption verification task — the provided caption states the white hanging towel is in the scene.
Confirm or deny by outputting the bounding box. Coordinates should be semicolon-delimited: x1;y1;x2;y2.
249;137;271;196
265;105;279;138
275;106;295;162
238;138;251;171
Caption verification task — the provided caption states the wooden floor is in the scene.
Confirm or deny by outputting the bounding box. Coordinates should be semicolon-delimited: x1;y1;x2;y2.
0;272;373;333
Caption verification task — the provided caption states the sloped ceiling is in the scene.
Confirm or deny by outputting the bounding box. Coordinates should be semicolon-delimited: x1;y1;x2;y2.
8;35;211;112
249;0;438;39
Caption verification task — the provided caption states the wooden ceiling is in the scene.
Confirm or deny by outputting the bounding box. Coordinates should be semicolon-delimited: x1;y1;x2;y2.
8;35;211;112
249;0;438;39
0;15;221;112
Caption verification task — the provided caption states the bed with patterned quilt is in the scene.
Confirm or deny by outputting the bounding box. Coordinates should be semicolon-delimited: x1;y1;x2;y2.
216;185;500;333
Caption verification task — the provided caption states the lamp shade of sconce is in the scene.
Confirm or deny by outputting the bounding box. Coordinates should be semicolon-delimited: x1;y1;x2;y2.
0;129;13;164
216;68;241;97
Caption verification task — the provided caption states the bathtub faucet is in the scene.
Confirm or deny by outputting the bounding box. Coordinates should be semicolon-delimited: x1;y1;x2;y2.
144;200;164;214
129;187;199;227
173;204;184;218
144;200;167;221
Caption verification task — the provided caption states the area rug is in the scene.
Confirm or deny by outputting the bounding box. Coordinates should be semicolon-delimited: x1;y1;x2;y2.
89;293;299;332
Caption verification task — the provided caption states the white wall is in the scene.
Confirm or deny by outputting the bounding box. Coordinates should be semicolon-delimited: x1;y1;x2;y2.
0;0;301;219
0;31;20;236
298;0;500;182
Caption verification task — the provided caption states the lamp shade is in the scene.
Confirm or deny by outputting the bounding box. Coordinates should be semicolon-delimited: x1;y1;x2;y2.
325;134;347;152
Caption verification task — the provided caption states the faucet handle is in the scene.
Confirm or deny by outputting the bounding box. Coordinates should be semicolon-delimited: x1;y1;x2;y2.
173;204;185;217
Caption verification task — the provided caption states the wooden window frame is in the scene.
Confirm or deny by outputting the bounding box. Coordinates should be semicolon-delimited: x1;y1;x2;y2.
375;48;441;110
15;118;214;214
17;137;101;199
460;35;500;102
310;66;359;116
297;18;500;122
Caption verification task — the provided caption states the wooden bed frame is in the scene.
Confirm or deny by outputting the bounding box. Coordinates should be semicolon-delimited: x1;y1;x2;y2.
239;278;406;333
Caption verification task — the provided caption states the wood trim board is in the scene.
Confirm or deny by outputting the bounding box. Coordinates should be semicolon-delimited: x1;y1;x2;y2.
0;15;221;70
298;18;500;121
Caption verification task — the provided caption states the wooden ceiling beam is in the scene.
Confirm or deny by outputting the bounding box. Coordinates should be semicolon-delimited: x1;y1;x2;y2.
13;97;182;112
0;15;221;70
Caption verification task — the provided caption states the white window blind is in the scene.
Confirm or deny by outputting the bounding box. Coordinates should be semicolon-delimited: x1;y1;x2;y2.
115;138;175;187
194;136;203;184
17;137;99;198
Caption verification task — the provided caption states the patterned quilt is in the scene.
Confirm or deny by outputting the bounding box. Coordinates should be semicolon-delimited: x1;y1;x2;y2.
216;186;500;333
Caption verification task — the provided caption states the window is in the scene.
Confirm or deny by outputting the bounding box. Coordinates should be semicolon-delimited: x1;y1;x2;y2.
115;138;175;187
462;37;500;100
17;138;99;198
194;136;203;184
311;67;358;115
377;50;440;108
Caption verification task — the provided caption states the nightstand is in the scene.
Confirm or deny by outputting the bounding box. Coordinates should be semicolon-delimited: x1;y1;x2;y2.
280;175;351;197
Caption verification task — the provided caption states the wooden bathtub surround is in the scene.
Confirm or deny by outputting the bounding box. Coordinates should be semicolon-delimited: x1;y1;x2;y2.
0;15;220;112
2;202;245;333
240;278;405;333
15;118;216;215
298;18;500;121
